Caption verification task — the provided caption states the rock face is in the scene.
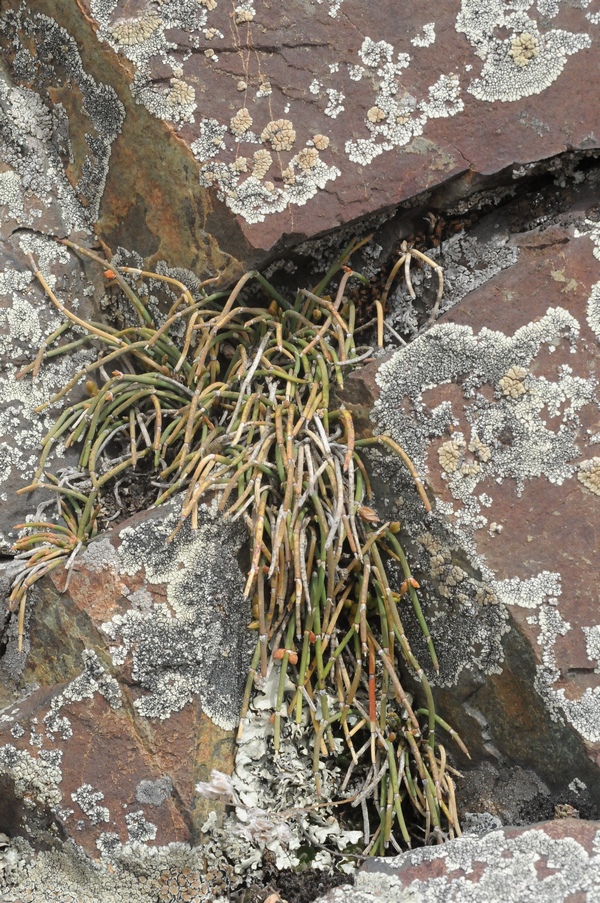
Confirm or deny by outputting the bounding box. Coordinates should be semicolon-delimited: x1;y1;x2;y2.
0;56;109;550
1;0;600;898
315;819;600;902
1;1;600;260
342;174;600;818
0;501;252;860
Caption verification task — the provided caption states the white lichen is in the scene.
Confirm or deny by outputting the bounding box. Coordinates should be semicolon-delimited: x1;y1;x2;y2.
71;785;110;825
456;0;591;102
411;22;436;48
574;220;600;340
324;826;600;901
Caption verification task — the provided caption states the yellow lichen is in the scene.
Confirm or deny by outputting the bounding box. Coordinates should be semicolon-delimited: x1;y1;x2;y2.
235;8;255;23
499;365;528;399
367;106;386;123
446;566;465;587
237;80;248;91
313;134;329;151
260;119;296;151
296;148;319;171
230;108;253;136
437;439;464;474
232;156;249;172
577;457;600;495
167;78;195;106
508;32;540;67
469;436;491;462
476;586;498;606
252;149;272;178
110;14;161;46
199;0;217;9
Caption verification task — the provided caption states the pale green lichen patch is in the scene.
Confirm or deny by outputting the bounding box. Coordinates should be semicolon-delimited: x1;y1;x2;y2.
574;219;600;340
100;499;253;729
0;835;215;902
374;301;600;730
375;307;589;490
206;667;362;872
0;236;96;551
0;7;124;228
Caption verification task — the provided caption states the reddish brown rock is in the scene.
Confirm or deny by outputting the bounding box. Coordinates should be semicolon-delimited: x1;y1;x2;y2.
1;1;600;260
0;501;251;856
316;819;600;902
352;180;600;811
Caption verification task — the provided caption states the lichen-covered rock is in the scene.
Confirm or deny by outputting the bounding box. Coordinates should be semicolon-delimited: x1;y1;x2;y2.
0;3;246;277
314;819;600;902
0;89;108;550
1;1;600;258
0;500;252;859
341;178;600;814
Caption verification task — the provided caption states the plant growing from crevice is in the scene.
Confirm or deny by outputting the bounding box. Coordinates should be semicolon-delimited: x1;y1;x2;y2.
8;237;467;853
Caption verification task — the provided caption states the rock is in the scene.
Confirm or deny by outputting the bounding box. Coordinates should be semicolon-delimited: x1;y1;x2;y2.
0;499;252;858
345;174;600;815
2;2;600;259
0;60;113;550
314;819;600;902
0;3;246;279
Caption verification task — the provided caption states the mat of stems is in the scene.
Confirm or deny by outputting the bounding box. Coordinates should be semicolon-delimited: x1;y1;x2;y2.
9;238;467;852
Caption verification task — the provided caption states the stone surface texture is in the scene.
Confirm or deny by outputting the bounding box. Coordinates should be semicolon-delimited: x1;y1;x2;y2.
0;500;252;862
1;0;600;899
0;1;599;259
314;819;600;902
340;174;600;814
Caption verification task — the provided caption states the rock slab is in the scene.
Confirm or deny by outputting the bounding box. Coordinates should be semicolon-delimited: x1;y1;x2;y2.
315;819;600;902
0;500;252;859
